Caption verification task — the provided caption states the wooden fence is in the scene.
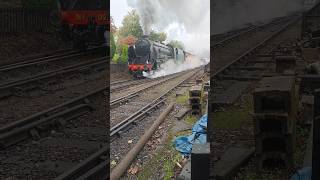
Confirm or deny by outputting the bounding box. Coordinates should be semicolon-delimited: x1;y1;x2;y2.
0;8;52;35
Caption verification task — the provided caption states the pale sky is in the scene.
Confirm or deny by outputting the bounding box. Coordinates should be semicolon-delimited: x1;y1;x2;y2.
111;0;132;27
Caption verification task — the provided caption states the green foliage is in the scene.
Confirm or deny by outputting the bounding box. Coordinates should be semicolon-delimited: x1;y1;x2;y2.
168;40;185;50
110;33;116;59
149;30;167;43
119;45;128;64
118;10;143;39
113;43;129;64
112;53;120;64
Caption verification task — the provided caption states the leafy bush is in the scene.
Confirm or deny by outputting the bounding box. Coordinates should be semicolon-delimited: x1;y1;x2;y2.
120;45;128;64
112;53;120;64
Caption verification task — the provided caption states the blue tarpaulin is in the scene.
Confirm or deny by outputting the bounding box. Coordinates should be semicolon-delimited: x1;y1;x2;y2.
174;114;207;156
290;167;311;180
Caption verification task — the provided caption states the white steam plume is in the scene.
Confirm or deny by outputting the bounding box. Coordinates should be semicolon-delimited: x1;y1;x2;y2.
143;56;209;79
212;0;308;35
127;0;210;58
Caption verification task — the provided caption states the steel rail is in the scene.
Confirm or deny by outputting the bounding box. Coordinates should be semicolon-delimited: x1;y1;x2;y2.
0;46;106;72
110;68;201;141
109;67;201;107
0;86;107;148
212;16;301;78
212;15;296;48
54;145;109;180
0;57;107;98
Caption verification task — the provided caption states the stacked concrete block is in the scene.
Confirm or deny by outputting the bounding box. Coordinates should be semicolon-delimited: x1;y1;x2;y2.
253;76;298;169
204;81;210;92
275;56;297;74
189;85;202;115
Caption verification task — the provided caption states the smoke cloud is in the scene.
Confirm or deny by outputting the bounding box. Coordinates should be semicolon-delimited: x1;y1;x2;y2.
143;56;209;78
127;0;210;58
212;0;308;35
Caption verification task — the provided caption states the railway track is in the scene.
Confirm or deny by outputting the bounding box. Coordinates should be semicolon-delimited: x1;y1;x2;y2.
0;86;108;179
110;68;202;127
0;56;107;99
110;67;206;178
0;44;108;178
110;78;152;93
209;15;302;178
0;46;106;85
110;69;201;140
110;70;195;107
212;15;298;73
0;48;74;67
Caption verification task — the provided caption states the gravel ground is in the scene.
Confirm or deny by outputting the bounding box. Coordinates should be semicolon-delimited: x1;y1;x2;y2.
0;88;107;179
110;70;196;127
0;69;107;125
110;69;206;179
110;74;178;101
0;53;105;84
111;72;133;82
0;32;72;66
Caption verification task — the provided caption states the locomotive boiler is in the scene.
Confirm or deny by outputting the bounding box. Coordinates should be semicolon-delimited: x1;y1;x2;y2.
128;36;186;77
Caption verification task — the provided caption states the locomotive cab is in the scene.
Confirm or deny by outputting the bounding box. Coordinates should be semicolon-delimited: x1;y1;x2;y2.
57;0;108;50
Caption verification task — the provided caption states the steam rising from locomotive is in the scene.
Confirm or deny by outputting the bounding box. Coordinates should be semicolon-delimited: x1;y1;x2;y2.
127;0;210;57
128;36;186;78
143;56;209;79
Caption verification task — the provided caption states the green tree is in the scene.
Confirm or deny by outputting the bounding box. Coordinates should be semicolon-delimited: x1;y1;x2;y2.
149;31;167;43
110;16;117;59
168;40;185;50
110;33;116;59
118;10;143;39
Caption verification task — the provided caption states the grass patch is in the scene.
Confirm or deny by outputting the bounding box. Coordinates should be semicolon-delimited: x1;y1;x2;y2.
176;129;192;137
176;94;189;105
213;106;251;129
184;114;198;125
237;166;289;180
137;131;183;180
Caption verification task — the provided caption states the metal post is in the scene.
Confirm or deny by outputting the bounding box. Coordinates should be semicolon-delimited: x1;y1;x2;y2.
312;89;320;180
191;143;210;180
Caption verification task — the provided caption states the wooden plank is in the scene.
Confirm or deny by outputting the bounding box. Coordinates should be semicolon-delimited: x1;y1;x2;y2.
175;107;190;120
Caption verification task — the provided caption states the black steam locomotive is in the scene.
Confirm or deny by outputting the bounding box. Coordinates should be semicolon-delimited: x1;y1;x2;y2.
128;36;186;77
